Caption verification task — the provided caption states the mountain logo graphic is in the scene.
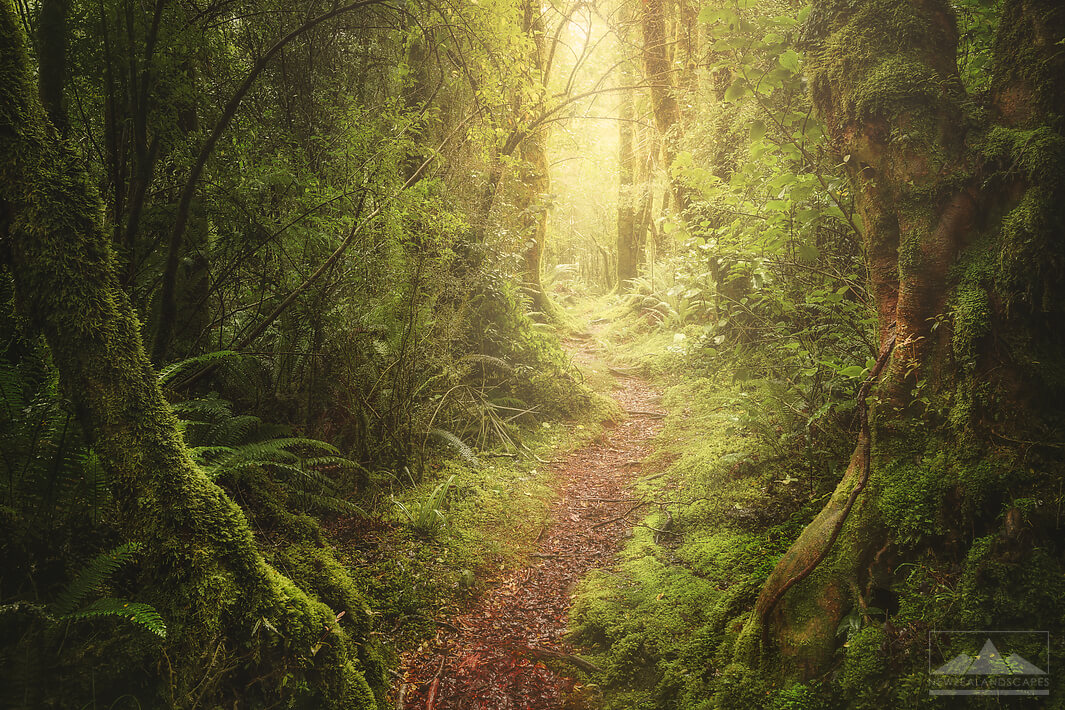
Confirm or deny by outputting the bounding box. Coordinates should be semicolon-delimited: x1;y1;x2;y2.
933;639;1047;676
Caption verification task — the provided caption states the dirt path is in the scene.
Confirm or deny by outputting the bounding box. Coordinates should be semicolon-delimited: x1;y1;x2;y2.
397;336;664;709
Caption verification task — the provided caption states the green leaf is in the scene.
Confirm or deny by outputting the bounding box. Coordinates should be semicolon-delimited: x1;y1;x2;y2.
796;243;819;261
778;49;801;73
724;79;749;102
749;120;766;142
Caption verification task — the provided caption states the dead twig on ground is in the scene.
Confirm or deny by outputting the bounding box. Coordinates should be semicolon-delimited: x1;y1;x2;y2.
592;499;649;529
426;657;445;710
514;644;604;674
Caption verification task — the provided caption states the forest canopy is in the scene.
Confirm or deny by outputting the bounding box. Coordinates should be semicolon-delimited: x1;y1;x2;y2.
1;0;1062;707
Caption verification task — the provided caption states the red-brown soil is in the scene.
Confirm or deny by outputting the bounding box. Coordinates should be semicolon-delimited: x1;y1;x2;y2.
397;338;664;709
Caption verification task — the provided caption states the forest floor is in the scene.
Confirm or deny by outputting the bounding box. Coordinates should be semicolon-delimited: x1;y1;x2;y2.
396;327;666;709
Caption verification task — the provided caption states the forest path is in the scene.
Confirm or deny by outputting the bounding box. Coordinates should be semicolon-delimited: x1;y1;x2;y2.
397;328;665;709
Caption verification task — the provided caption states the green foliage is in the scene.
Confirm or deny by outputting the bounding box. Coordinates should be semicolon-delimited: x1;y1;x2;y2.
838;626;886;698
61;597;167;638
429;429;481;468
567;377;814;709
173;388;364;516
393;474;455;536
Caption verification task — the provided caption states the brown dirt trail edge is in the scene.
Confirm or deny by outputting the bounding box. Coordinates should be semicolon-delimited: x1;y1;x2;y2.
397;335;665;709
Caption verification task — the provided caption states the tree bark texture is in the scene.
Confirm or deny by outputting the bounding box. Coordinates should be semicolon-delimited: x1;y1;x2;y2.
639;0;689;211
617;59;639;288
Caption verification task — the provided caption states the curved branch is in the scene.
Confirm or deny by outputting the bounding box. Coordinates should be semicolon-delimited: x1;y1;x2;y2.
151;0;389;362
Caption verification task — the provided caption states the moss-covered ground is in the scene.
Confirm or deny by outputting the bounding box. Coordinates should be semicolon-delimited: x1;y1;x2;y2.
561;295;1065;710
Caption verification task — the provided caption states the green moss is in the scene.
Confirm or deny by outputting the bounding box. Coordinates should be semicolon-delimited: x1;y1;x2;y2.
711;663;768;709
981;125;1065;187
806;0;963;142
853;56;939;122
951;284;991;365
953;537;1065;630
838;626;886;696
874;451;947;545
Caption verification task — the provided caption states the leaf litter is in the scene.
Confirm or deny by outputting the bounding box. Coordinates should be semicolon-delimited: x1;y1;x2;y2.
399;337;665;709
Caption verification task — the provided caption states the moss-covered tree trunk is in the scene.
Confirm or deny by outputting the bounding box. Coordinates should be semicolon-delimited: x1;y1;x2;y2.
639;0;689;212
737;0;1065;681
520;127;552;314
517;0;554;316
0;4;382;706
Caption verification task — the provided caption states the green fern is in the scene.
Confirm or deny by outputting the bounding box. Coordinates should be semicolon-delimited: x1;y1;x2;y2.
63;598;167;638
50;542;167;638
157;350;240;387
429;429;480;468
52;542;141;615
177;392;363;515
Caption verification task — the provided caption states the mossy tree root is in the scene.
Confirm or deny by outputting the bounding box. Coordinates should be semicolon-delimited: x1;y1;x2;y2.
0;4;382;707
756;332;896;628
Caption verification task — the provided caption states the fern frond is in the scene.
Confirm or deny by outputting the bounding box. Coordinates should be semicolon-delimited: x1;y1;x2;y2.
301;456;362;472
157;350;240;387
0;364;27;419
489;396;530;410
207;413;263;447
289;491;366;516
170;395;234;422
52;543;141;616
80;449;111;524
429;429;480;468
64;597;167;638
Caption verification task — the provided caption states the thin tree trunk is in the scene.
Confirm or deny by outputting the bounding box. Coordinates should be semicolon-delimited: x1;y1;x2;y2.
616;60;638;288
151;0;387;362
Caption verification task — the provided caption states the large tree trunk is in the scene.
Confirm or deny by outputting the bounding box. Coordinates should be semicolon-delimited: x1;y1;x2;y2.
36;0;69;134
738;0;1065;680
0;4;381;706
638;0;689;212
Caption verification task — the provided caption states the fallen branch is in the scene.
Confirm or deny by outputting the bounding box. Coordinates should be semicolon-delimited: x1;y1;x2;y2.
514;644;604;674
625;410;665;418
426;657;445;710
395;682;407;710
592;500;648;529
